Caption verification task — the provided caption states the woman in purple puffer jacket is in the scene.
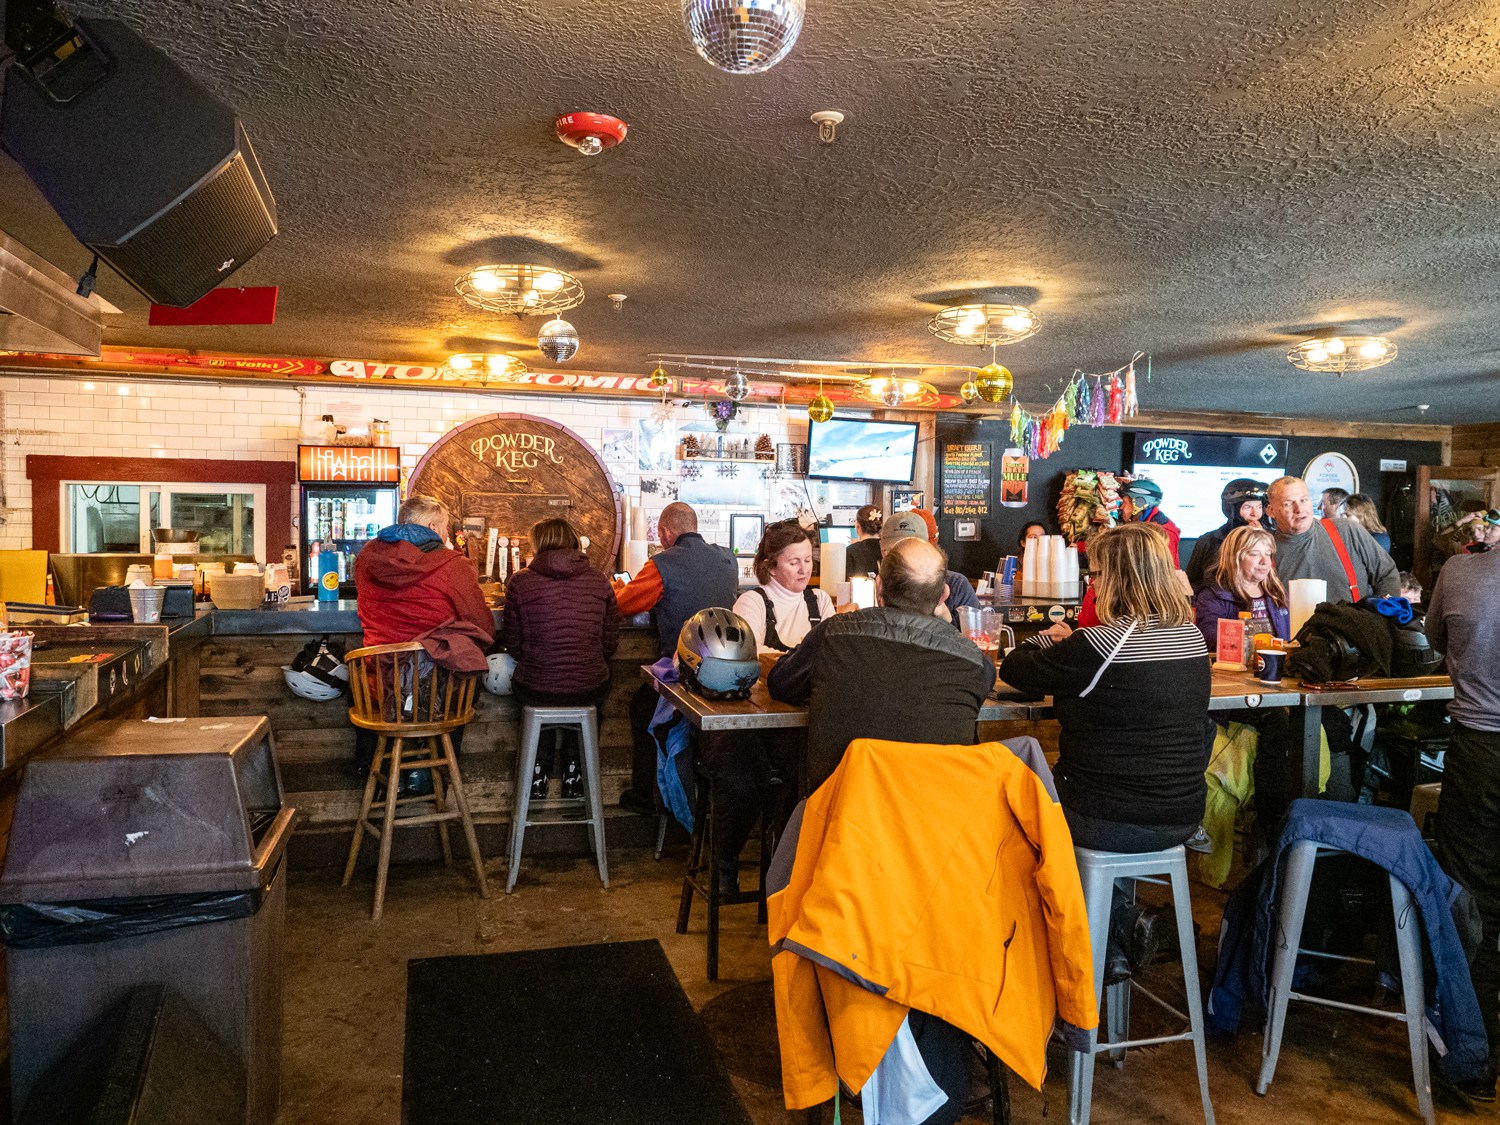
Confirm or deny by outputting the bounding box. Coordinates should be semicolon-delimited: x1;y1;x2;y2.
1192;525;1291;649
500;518;619;799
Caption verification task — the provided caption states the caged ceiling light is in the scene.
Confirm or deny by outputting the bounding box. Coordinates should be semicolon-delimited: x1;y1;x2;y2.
1287;335;1397;374
928;303;1040;347
454;264;585;316
856;375;937;408
446;353;529;381
682;0;805;75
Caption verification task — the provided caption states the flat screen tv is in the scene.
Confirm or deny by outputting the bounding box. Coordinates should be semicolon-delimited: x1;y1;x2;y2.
807;418;919;483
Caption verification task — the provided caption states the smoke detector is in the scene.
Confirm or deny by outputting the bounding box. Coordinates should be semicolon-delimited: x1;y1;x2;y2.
555;112;628;156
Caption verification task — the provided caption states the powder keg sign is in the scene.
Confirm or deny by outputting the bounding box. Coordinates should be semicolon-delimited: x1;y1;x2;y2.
1000;447;1029;508
408;413;622;574
941;442;991;518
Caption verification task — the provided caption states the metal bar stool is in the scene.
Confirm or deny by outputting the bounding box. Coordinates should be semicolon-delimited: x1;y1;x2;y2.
1069;844;1215;1125
341;642;489;919
1256;838;1432;1125
506;705;608;892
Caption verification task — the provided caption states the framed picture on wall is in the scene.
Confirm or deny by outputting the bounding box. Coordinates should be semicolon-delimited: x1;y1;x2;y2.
730;513;765;558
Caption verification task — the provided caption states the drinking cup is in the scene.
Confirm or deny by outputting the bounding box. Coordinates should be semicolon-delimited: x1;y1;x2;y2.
1256;648;1286;684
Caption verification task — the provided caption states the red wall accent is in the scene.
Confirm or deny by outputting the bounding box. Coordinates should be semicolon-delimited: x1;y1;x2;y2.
26;455;297;554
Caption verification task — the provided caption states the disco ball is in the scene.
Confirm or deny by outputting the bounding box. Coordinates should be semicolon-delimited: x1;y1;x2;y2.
880;383;905;407
807;393;834;423
682;0;805;75
648;365;670;389
959;379;979;403
724;371;751;401
975;363;1013;403
538;318;579;363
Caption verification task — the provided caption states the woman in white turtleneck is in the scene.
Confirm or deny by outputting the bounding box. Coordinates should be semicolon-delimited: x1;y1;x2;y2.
733;518;836;654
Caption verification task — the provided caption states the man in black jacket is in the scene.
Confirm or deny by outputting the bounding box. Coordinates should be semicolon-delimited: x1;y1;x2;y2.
768;538;995;788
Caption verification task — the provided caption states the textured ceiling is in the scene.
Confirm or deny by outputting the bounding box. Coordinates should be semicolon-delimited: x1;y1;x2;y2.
4;0;1500;422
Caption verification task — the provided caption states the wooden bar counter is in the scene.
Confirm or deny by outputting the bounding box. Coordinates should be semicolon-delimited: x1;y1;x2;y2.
192;599;659;857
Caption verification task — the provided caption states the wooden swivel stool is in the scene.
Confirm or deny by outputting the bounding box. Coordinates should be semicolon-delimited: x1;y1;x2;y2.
342;642;489;919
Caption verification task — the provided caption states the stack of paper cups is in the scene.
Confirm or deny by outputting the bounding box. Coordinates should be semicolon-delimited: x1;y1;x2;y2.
819;542;846;595
1288;578;1326;640
1034;535;1055;598
625;541;650;576
1061;541;1080;596
1021;537;1039;597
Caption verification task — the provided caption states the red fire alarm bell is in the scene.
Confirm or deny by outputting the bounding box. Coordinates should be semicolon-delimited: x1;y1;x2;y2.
555;112;628;156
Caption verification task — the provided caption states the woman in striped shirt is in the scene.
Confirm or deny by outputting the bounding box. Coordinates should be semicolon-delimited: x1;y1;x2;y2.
1001;523;1212;853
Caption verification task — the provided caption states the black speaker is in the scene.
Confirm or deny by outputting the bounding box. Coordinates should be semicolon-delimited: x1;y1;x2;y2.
0;16;277;307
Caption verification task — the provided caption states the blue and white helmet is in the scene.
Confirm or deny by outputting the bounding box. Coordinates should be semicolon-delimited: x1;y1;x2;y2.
676;608;759;701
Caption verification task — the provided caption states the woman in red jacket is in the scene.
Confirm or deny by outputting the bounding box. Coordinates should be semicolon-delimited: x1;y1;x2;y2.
500;518;620;799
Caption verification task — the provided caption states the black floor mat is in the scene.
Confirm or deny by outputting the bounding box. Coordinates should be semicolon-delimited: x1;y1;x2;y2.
403;939;753;1125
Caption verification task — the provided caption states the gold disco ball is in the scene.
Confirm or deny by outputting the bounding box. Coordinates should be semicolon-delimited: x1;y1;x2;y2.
648;365;670;389
975;363;1012;403
807;393;834;423
959;379;979;403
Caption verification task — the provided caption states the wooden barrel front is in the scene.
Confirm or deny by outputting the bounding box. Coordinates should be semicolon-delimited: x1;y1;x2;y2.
408;413;622;572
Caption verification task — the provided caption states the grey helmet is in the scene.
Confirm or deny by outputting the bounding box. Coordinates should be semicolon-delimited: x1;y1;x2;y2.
677;608;760;701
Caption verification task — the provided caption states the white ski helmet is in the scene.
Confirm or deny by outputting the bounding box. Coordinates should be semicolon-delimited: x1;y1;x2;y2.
282;637;348;702
485;652;516;696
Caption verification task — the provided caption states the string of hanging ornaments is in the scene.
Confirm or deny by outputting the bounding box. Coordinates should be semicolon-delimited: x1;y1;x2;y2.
646;353;977;421
1009;353;1147;460
453;263;584;362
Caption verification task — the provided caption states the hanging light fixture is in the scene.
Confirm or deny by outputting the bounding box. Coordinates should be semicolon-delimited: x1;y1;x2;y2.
682;0;805;75
446;353;529;381
1287;335;1396;374
724;370;751;401
928;303;1040;347
855;375;938;407
455;264;585;316
959;379;979;403
974;363;1013;403
537;318;580;362
648;364;671;389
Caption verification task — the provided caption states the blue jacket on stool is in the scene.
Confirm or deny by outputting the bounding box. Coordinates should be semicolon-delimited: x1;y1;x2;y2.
1208;799;1491;1084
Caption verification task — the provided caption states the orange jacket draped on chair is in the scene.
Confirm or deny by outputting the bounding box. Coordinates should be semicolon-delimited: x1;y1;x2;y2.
767;737;1098;1108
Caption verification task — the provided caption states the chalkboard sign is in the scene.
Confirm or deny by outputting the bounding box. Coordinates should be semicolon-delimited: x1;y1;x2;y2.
941;442;992;517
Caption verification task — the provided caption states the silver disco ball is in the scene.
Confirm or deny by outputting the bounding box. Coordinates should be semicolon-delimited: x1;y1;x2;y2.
682;0;805;75
537;318;579;363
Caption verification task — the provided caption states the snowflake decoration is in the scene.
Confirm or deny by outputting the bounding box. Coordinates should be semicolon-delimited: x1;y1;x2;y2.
717;462;738;478
682;462;702;480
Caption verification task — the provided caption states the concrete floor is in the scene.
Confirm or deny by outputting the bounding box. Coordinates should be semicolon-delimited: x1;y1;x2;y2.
279;844;1493;1125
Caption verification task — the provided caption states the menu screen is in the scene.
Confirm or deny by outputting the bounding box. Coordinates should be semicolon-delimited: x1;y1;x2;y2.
1131;432;1288;538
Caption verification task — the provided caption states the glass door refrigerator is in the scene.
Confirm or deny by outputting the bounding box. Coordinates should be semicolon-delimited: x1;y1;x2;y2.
297;446;402;595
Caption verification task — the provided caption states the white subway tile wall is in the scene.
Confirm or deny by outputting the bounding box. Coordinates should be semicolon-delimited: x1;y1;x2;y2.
0;375;839;555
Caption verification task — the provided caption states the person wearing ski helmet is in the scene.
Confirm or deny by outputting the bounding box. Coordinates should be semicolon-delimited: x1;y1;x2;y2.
1185;478;1268;591
1121;477;1182;563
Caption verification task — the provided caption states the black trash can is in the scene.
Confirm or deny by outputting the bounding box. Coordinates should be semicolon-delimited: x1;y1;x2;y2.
0;716;295;1125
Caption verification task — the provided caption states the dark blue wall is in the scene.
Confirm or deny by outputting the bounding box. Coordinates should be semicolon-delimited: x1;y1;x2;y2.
934;417;1442;577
